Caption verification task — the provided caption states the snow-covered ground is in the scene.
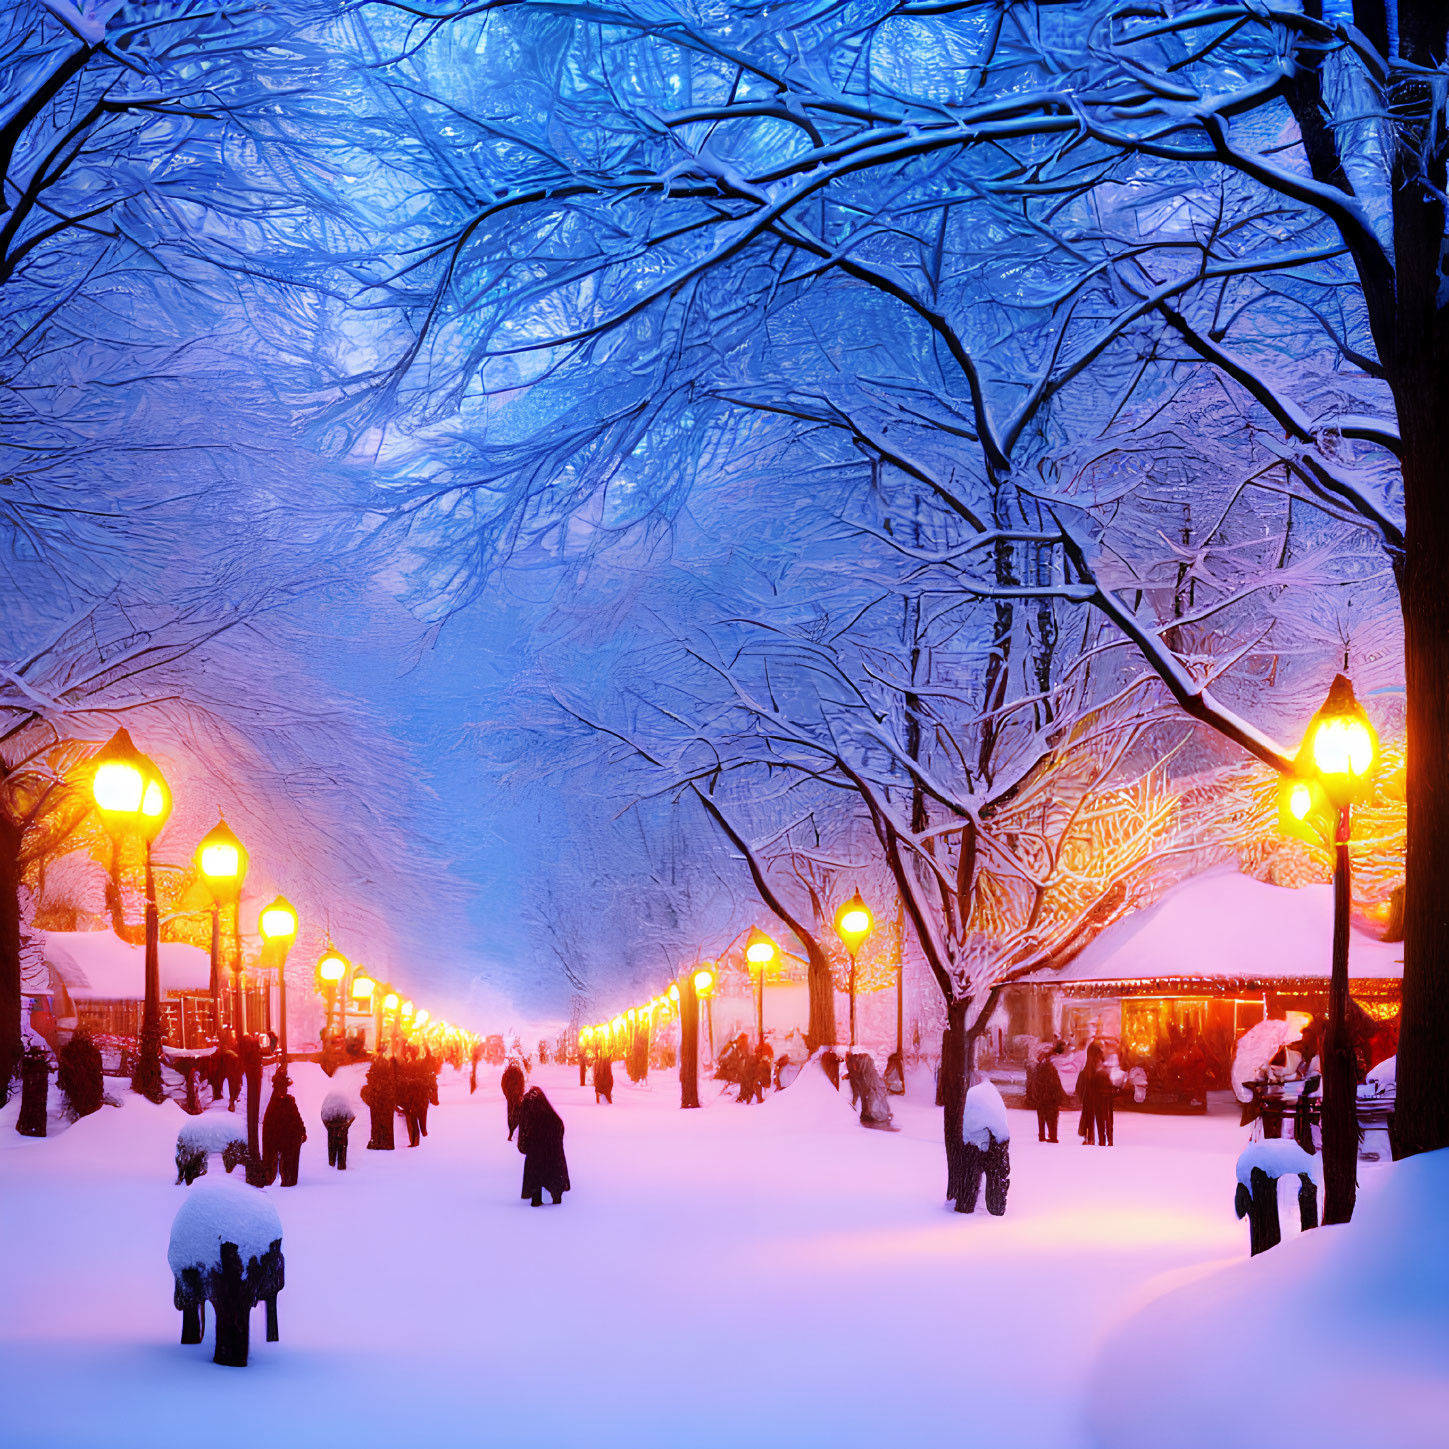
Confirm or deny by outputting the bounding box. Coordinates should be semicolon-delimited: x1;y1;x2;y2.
0;1062;1358;1447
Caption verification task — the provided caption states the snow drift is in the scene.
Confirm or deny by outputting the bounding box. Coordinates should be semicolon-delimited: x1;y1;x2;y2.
1085;1150;1449;1449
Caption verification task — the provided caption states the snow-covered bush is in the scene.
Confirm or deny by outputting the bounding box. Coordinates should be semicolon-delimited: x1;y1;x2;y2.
1234;1140;1321;1255
959;1081;1010;1217
168;1182;284;1368
57;1032;104;1120
175;1117;250;1186
320;1090;355;1125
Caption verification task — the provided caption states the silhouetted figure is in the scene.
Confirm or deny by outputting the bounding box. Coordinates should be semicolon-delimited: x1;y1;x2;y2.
1028;1043;1066;1143
262;1071;307;1186
1075;1042;1115;1147
819;1049;841;1090
593;1053;614;1105
516;1087;570;1206
419;1051;440;1136
502;1060;527;1139
397;1050;428;1147
362;1055;397;1150
469;1041;483;1095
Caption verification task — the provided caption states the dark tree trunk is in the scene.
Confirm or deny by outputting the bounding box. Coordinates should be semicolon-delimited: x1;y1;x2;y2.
211;1244;252;1368
0;813;22;1106
803;937;837;1053
1390;2;1449;1156
941;998;971;1210
679;977;700;1110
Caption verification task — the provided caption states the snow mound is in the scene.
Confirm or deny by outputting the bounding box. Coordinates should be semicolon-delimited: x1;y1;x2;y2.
168;1182;282;1275
963;1080;1009;1149
321;1089;356;1123
1236;1139;1320;1187
765;1055;857;1128
1086;1150;1449;1449
177;1115;249;1154
1229;1015;1310;1103
1366;1054;1396;1090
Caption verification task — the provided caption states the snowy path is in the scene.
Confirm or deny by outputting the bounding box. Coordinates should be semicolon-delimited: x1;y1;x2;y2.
0;1063;1249;1448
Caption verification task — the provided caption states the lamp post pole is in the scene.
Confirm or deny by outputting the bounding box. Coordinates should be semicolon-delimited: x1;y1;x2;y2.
1322;805;1359;1225
209;906;222;1038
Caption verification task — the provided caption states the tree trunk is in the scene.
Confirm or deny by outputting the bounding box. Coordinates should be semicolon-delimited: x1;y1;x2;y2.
0;813;22;1106
803;936;837;1052
1390;10;1449;1156
941;998;971;1210
679;977;700;1110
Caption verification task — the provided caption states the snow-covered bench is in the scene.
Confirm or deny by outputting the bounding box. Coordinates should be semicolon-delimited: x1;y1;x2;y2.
168;1183;284;1367
1235;1140;1320;1256
175;1116;251;1185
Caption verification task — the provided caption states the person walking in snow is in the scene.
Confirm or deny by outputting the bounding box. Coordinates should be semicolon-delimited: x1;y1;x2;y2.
1031;1042;1066;1143
501;1059;527;1139
593;1050;614;1105
362;1054;397;1151
262;1070;307;1186
516;1087;570;1206
397;1047;429;1147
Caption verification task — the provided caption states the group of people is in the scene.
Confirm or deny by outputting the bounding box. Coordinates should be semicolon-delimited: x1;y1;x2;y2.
1025;1040;1116;1147
360;1045;441;1151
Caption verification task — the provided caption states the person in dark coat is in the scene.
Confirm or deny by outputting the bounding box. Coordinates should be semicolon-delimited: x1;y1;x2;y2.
469;1040;483;1095
1032;1043;1067;1142
501;1060;527;1139
516;1087;570;1206
262;1071;307;1185
593;1052;614;1105
362;1055;397;1150
1075;1041;1115;1147
397;1049;428;1148
418;1051;440;1137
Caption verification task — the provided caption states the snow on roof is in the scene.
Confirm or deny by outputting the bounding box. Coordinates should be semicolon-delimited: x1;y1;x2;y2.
1027;872;1402;989
43;929;211;1001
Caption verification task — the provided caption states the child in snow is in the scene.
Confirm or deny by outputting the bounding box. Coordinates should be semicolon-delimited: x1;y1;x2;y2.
516;1087;570;1206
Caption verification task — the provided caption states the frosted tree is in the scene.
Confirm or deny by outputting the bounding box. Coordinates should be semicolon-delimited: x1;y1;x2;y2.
337;0;1444;1149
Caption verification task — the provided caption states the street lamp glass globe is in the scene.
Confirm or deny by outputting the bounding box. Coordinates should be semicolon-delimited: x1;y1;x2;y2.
383;992;399;1011
840;908;870;936
669;983;681;1004
694;968;715;998
414;1009;430;1030
94;760;145;814
317;950;347;983
351;972;374;1001
259;899;298;942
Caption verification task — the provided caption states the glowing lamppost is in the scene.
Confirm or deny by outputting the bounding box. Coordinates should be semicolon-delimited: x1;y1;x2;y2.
316;945;348;1062
258;896;298;1066
695;964;717;1066
195;815;248;1039
834;891;873;1048
350;967;375;1053
90;728;171;1101
745;928;779;1049
1279;674;1378;1225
